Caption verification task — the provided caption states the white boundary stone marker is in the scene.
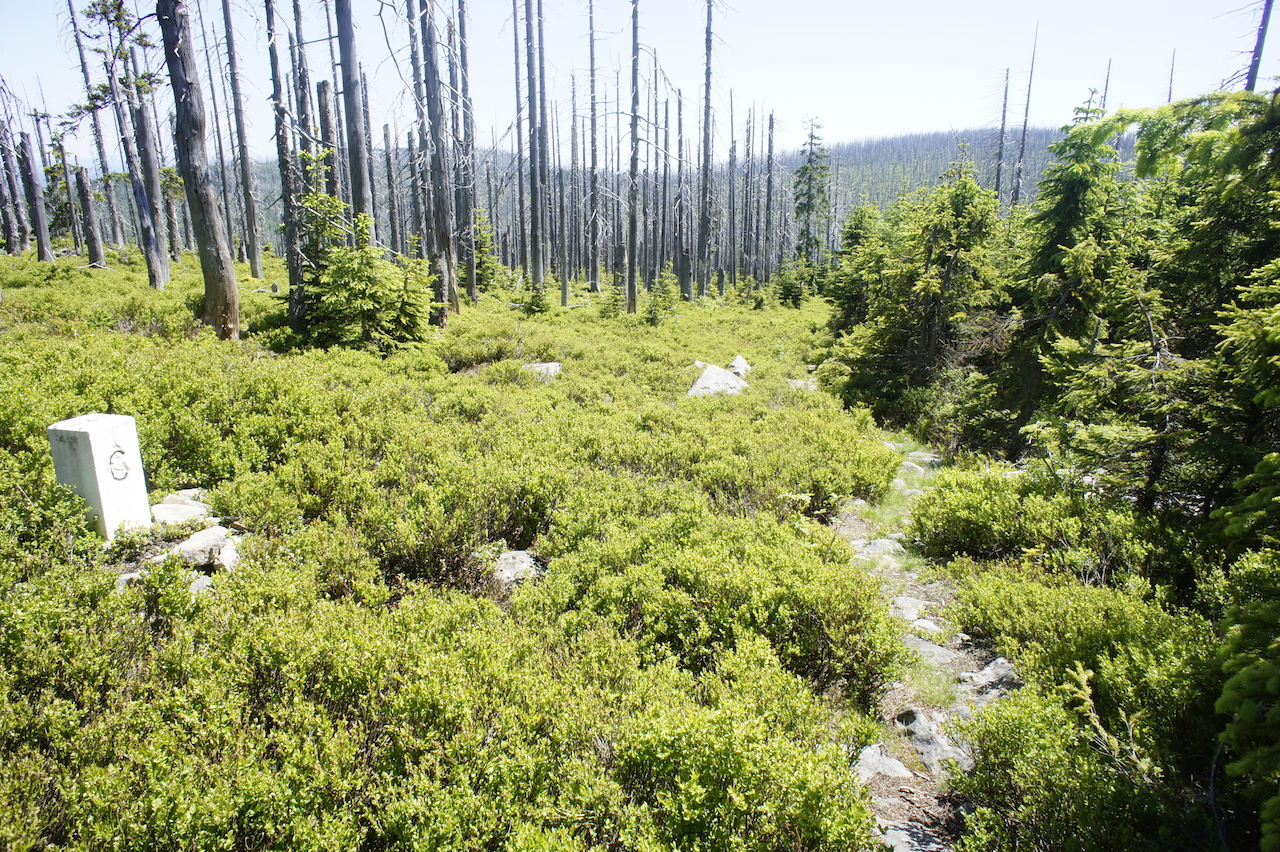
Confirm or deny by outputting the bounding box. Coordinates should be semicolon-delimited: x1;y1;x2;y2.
47;413;151;540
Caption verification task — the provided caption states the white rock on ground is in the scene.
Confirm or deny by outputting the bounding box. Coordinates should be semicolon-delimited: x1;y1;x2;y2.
854;744;914;783
892;596;934;621
687;364;748;397
493;550;545;594
896;707;974;775
859;538;907;559
152;490;214;525
960;657;1017;691
728;355;752;377
787;378;818;391
158;526;239;570
188;574;215;595
525;362;562;382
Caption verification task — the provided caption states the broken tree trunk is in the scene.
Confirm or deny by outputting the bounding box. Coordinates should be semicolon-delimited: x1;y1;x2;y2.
75;166;106;268
158;0;240;339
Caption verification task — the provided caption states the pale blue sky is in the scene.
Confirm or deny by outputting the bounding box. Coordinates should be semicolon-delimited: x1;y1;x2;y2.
0;0;1272;168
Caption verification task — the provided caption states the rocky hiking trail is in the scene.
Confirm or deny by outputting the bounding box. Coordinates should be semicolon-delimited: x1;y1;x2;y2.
836;447;1021;852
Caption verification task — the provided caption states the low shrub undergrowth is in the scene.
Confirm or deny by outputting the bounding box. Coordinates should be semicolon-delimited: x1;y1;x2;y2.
0;254;895;850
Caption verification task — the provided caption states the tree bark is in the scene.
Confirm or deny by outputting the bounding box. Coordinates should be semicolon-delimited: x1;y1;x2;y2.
420;0;458;316
1247;0;1275;91
68;0;125;246
524;0;543;287
1011;28;1037;207
130;47;171;284
158;0;240;339
625;0;640;313
335;0;373;239
457;0;478;303
222;0;263;277
265;0;304;327
19;133;52;262
75;166;106;267
383;124;401;255
587;0;599;291
696;0;713;298
107;71;165;288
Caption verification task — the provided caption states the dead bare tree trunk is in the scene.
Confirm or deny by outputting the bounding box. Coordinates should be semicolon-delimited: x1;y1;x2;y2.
524;0;543;288
19;133;52;262
510;0;528;279
420;0;458;315
56;137;83;253
130;48;171;284
383;124;401;254
0;143;16;255
335;0;373;240
108;71;165;288
75;166;106;267
265;0;304;328
696;0;713;298
994;68;1009;204
588;0;599;291
625;0;640;313
158;0;240;339
763;111;775;283
457;0;478;302
68;0;124;246
222;0;263;277
1247;0;1275;91
1011;27;1037;208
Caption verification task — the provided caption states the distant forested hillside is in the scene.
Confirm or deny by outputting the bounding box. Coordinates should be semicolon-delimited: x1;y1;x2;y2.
821;127;1063;213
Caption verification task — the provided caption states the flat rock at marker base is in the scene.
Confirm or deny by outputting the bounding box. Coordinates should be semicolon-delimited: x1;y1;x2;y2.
728;355;752;377
152;502;211;525
494;550;545;594
163;526;236;569
892;596;934;621
854;744;914;783
687;364;749;397
525;362;562;382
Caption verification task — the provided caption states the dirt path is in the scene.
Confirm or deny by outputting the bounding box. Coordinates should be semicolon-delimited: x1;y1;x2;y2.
835;448;1020;852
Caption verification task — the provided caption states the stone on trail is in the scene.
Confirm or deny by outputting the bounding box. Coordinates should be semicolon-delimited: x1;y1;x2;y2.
854;744;914;783
906;450;942;467
896;707;974;775
493;550;545;594
911;618;943;635
899;460;926;474
877;819;952;852
960;657;1017;692
903;633;964;668
786;377;818;391
687;364;748;397
47;413;151;540
892;596;934;621
858;538;906;559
